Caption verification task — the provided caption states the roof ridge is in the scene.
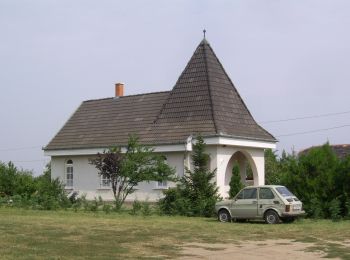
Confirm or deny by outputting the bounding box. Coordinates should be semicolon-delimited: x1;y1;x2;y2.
332;144;350;147
205;42;276;141
153;41;205;124
202;40;219;133
206;43;256;122
84;90;170;103
153;89;175;123
44;101;84;149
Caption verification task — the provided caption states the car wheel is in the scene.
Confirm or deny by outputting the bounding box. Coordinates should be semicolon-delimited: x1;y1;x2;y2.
264;210;280;224
218;209;231;223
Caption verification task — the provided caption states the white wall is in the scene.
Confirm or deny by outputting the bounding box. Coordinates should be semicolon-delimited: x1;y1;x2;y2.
214;146;265;199
51;144;266;202
51;152;185;202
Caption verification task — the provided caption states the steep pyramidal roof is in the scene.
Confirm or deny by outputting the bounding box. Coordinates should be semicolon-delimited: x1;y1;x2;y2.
45;38;275;151
150;38;276;143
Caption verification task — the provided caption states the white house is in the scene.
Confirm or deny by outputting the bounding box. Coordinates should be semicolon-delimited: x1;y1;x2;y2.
44;38;277;201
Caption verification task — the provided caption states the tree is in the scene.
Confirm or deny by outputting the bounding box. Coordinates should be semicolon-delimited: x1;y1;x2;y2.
159;135;220;217
89;135;175;210
228;164;243;198
0;161;69;210
264;149;282;185
279;143;346;218
0;161;36;197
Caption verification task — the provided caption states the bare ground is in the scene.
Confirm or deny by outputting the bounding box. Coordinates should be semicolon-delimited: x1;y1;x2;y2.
181;239;339;260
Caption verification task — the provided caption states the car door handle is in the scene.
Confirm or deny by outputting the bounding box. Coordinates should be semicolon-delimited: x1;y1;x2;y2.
252;201;257;204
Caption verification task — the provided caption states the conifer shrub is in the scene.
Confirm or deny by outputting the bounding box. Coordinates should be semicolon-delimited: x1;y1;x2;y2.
159;135;220;217
228;164;243;199
141;201;151;216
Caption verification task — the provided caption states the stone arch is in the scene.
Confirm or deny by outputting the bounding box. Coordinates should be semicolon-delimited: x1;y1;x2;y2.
224;150;259;189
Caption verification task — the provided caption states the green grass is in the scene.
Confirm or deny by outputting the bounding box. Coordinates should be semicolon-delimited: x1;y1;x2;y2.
0;208;350;259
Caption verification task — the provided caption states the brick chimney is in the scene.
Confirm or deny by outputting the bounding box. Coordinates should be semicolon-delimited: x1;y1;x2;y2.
115;83;124;97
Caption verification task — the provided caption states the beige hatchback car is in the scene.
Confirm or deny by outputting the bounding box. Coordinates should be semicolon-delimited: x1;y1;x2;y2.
215;185;305;224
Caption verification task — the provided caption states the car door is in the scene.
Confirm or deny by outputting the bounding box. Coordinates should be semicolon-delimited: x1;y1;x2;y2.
230;188;258;218
258;187;281;216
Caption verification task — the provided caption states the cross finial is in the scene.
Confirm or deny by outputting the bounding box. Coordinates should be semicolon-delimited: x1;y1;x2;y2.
203;29;206;39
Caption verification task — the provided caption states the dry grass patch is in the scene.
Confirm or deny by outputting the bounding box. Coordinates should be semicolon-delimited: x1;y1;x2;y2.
0;208;350;259
181;240;330;260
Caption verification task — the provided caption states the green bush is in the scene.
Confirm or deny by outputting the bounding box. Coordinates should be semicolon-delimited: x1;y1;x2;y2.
141;201;151;216
329;198;342;221
275;143;350;219
159;188;190;216
345;198;350;219
102;204;113;214
72;200;81;212
89;198;99;212
0;162;71;210
130;200;142;215
307;197;324;219
80;195;90;211
0;197;6;207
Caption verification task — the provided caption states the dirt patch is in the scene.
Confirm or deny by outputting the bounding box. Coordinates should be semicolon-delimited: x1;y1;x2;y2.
181;239;336;259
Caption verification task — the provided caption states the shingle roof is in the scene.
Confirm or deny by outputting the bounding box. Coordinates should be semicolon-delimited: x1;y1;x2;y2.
45;39;276;151
300;144;350;160
45;92;170;150
151;39;276;143
333;144;350;159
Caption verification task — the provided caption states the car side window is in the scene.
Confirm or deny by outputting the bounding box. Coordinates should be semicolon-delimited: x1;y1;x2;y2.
236;191;244;199
243;188;257;199
259;188;275;199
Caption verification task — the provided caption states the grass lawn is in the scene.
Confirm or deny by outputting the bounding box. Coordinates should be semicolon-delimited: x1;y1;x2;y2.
1;208;350;259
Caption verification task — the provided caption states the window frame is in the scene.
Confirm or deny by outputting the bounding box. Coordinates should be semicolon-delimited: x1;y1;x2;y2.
236;188;257;200
65;159;74;188
100;175;111;189
157;180;168;189
259;188;275;200
153;156;168;190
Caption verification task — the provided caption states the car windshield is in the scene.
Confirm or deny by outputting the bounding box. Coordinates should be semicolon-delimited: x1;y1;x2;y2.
276;186;294;197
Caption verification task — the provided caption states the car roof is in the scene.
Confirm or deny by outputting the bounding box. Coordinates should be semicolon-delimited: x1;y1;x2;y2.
243;185;285;188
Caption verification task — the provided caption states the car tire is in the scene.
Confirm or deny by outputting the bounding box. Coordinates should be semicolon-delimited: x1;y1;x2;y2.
264;210;280;224
218;209;231;223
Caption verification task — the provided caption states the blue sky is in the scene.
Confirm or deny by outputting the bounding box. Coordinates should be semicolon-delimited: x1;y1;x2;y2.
1;0;350;175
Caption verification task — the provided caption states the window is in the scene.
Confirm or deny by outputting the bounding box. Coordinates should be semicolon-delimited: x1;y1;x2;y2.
66;159;73;188
276;186;294;197
156;156;168;189
259;188;275;199
157;180;167;188
236;191;244;199
236;188;257;200
100;175;111;188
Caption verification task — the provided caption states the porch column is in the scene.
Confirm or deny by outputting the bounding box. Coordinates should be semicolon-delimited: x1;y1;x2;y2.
250;149;265;186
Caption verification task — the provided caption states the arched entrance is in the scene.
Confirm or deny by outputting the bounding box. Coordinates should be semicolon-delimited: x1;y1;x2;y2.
223;150;259;196
215;145;266;198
